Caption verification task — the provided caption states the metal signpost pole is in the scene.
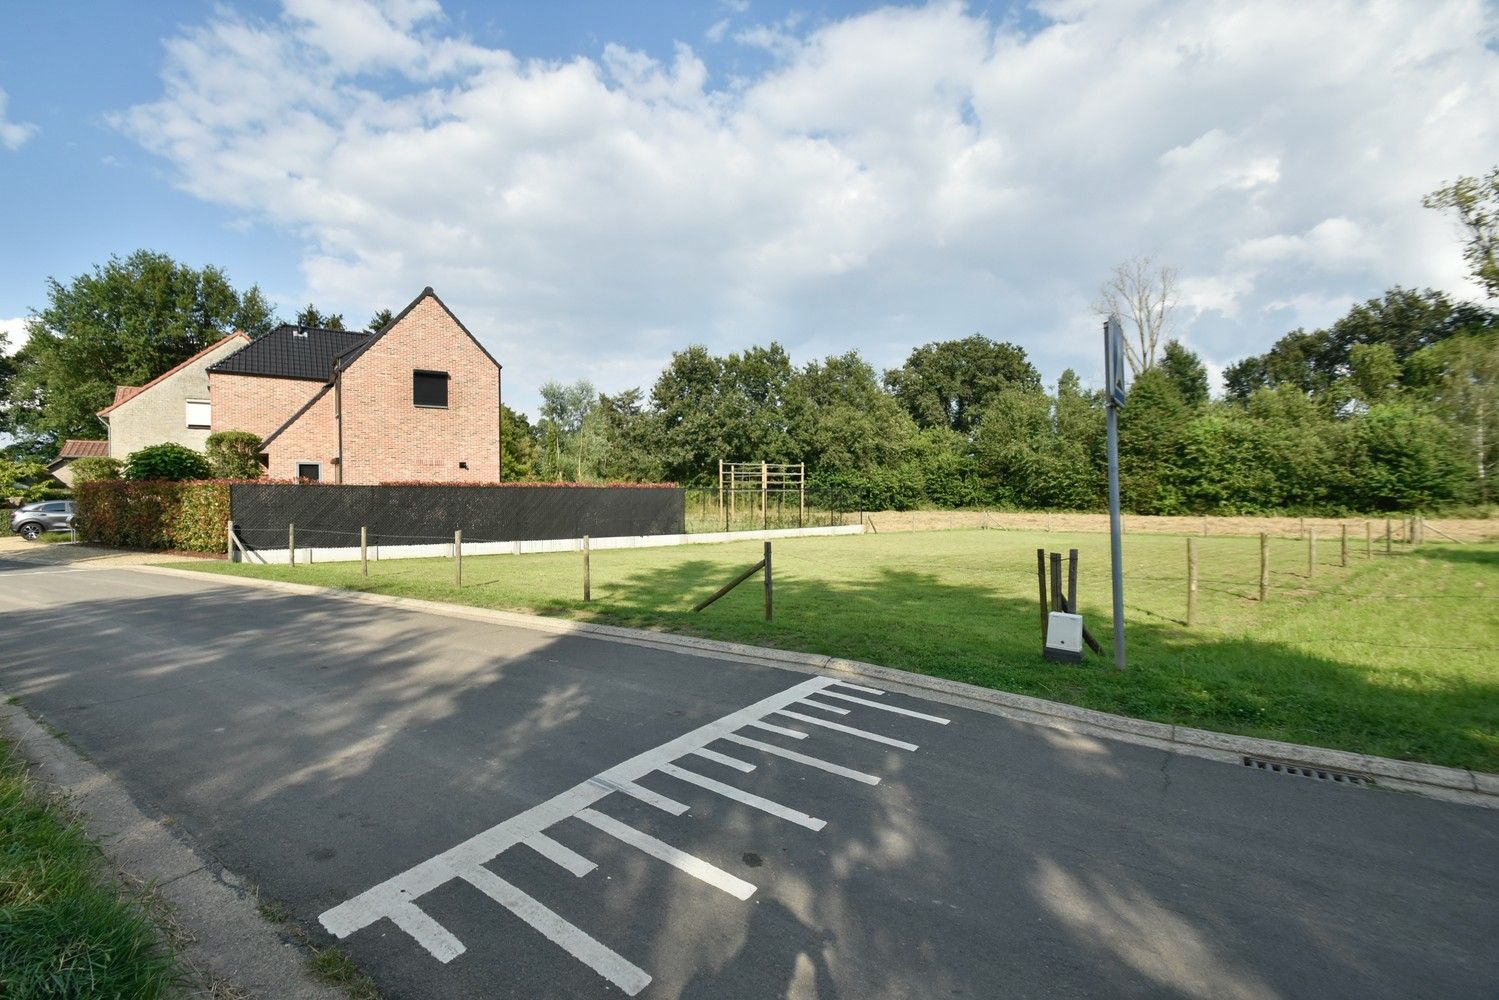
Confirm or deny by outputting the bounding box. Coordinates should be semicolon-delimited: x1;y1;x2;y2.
1104;316;1127;670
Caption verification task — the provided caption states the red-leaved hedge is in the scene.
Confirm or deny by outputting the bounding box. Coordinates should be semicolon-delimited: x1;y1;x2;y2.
76;479;232;552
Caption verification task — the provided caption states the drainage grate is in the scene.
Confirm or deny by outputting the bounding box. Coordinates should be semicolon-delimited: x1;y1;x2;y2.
1242;756;1368;786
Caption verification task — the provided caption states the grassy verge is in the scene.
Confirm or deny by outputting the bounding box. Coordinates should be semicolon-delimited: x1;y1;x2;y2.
173;529;1499;772
0;736;182;998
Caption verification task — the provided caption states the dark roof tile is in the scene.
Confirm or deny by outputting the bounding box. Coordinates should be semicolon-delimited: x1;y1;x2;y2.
209;325;370;381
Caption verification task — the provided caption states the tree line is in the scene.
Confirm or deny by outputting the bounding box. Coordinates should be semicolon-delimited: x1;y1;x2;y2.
502;285;1494;514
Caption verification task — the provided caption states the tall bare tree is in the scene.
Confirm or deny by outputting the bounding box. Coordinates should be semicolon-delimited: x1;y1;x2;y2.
1094;256;1179;376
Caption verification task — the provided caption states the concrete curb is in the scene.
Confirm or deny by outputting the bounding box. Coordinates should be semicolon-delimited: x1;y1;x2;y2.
0;698;347;1000
135;564;1498;809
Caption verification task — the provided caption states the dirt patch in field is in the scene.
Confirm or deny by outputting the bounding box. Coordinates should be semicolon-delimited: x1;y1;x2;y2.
855;510;1499;542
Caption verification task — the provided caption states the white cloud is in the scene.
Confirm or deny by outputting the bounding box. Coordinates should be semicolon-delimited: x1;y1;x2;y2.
0;89;38;150
1;317;29;355
115;0;1499;414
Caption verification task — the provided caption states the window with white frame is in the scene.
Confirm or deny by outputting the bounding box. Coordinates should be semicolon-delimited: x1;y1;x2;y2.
185;399;211;429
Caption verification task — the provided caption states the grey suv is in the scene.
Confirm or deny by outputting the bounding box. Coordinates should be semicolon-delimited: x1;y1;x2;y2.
10;501;75;541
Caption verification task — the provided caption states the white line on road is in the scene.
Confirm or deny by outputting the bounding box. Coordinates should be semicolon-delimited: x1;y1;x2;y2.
818;691;952;724
747;719;808;739
721;733;882;785
590;775;689;815
773;709;920;751
576;807;757;900
657;763;827;831
689;747;756;772
797;697;851;715
830;680;885;695
388;900;466;963
522;832;596;877
455;864;651;996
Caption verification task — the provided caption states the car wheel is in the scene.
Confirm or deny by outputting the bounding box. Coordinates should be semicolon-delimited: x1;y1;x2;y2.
18;522;42;541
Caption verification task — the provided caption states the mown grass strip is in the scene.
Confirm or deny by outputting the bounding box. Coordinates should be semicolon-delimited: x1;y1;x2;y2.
0;737;182;999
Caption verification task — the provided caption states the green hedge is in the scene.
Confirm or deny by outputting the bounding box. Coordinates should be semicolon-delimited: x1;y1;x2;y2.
75;480;229;552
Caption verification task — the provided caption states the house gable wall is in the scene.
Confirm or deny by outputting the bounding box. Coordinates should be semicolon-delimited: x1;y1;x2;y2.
105;336;248;460
260;388;339;481
210;373;325;440
339;295;500;484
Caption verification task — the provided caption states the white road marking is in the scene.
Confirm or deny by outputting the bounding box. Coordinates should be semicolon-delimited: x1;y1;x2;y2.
590;775;689;816
819;691;952;724
689;747;756;772
456;864;651;996
797;697;851;715
657;763;827;831
576;807;757;900
722;733;881;785
388;900;466;963
522;833;596;877
830;680;885;695
773;709;920;751
319;671;950;992
747;719;808;739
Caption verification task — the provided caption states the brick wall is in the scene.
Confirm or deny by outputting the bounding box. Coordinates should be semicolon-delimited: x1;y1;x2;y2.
338;295;500;484
260;387;339;481
210;374;324;440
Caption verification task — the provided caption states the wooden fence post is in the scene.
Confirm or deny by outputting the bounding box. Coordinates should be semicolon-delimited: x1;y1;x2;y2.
1299;516;1305;540
1036;548;1049;650
583;535;591;602
289;523;295;566
1340;523;1348;568
1259;533;1269;602
455;529;462;587
1187;537;1198;627
1386;518;1392;556
1050;551;1064;614
1366;520;1372;559
226;519;235;561
1308;528;1316;579
361;526;368;576
1067;548;1078;614
763;541;772;621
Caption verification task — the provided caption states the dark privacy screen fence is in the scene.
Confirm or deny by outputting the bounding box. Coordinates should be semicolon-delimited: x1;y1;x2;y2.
229;483;686;551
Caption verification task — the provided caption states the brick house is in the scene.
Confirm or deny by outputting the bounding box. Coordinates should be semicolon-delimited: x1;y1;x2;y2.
94;332;252;461
207;288;501;483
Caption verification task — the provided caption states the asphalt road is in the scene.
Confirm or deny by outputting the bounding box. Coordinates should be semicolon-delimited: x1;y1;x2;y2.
1;558;1496;1000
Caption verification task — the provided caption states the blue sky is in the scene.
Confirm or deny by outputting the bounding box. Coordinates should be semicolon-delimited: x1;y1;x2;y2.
2;1;1496;416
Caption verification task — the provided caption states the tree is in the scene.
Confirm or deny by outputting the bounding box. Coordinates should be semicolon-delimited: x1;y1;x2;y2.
1159;340;1210;407
1425;166;1499;298
7;251;277;448
1094;256;1178;376
884;335;1040;435
788;352;917;473
1224;288;1496;402
1407;333;1499;501
1346;343;1401;405
1351;404;1469;510
295;305;345;330
123;443;211;481
368;308;395;332
537;379;596;480
205;431;263;478
501;405;539;480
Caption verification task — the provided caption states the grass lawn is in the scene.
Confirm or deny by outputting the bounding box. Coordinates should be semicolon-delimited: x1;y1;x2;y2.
176;529;1499;772
0;735;181;998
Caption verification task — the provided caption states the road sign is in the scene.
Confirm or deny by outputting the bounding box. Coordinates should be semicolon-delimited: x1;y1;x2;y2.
1104;314;1127;409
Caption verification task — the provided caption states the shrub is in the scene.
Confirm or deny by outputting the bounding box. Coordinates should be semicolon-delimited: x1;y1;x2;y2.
75;479;230;552
205;431;263;479
124;444;212;482
68;456;122;484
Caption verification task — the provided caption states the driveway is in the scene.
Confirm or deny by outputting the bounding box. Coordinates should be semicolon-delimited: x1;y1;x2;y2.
0;559;1495;999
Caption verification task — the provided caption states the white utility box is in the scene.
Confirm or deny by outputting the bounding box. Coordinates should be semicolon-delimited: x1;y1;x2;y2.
1044;611;1084;664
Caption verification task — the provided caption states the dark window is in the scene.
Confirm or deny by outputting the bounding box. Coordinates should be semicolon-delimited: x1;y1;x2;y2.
296;463;320;482
414;370;450;408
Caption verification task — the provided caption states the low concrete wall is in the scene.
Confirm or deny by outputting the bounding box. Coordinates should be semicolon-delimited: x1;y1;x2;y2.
234;523;865;565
